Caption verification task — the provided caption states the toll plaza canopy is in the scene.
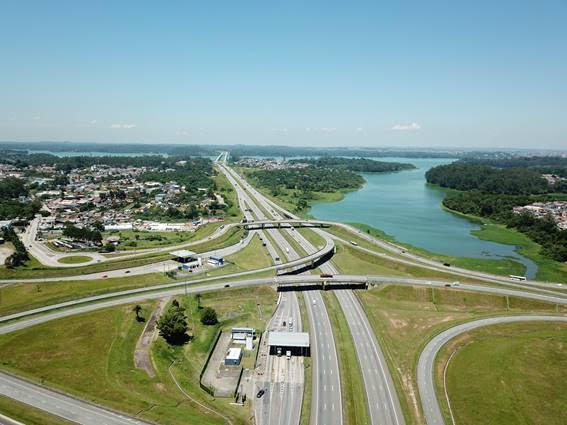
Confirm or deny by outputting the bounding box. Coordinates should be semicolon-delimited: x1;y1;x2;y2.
170;249;197;259
268;331;310;356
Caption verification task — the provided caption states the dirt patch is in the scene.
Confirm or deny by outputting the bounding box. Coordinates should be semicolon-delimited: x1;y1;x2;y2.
0;245;15;264
134;298;169;377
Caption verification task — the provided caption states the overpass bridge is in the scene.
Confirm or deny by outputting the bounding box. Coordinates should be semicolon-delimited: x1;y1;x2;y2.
234;219;332;230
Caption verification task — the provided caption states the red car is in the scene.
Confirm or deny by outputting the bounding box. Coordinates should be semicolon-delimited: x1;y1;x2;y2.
320;273;333;278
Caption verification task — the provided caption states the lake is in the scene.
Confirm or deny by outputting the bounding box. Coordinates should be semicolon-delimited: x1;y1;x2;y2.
310;157;538;278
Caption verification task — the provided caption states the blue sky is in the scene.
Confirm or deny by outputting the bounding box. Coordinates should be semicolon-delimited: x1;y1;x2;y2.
1;1;566;148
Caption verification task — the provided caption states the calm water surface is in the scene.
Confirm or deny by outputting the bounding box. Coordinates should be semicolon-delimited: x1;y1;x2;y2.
311;158;537;278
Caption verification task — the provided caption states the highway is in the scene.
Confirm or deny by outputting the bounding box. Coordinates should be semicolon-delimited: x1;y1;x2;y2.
1;275;567;423
256;291;304;425
224;160;408;425
0;371;150;425
417;315;567;425
219;161;343;425
0;153;565;423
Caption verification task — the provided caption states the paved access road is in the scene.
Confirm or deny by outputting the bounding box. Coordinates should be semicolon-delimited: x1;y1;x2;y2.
417;315;567;425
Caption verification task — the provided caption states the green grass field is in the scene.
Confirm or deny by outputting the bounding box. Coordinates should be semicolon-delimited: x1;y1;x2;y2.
57;255;93;264
297;293;312;425
102;224;218;251
322;291;370;425
332;241;488;284
357;284;567;425
0;227;244;281
224;233;273;271
297;228;326;249
0;251;172;279
436;321;567;425
0;286;277;425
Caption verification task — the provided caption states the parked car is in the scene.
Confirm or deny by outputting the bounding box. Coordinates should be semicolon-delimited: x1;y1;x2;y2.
256;389;265;398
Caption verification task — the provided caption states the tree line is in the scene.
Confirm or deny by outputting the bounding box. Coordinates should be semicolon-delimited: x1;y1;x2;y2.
62;223;103;244
249;166;365;194
443;191;567;262
426;163;550;195
289;157;415;173
0;178;42;220
2;226;30;268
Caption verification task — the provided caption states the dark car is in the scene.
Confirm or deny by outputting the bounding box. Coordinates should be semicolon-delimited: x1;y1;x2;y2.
125;270;131;274
444;283;451;287
256;389;265;398
224;284;230;288
443;262;451;267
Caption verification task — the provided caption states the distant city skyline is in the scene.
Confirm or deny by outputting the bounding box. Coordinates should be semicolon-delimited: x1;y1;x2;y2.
1;1;565;148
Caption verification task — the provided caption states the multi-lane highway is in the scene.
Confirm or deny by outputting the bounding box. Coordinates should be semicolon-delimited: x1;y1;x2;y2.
227;160;405;425
0;152;566;424
219;161;343;425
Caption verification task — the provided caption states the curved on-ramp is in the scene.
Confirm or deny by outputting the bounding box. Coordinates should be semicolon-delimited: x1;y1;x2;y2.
417;315;567;425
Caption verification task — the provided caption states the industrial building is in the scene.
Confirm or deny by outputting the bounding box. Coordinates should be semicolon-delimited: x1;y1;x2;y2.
268;331;310;357
224;347;242;366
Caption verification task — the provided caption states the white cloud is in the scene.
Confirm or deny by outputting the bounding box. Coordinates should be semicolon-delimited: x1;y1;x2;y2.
355;127;364;132
90;119;97;125
177;129;190;136
33;116;41;121
110;123;136;129
392;122;421;131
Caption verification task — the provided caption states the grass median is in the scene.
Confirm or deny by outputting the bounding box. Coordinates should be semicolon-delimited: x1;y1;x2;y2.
322;291;370;425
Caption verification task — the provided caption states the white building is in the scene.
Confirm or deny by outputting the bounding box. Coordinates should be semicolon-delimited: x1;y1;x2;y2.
224;347;242;366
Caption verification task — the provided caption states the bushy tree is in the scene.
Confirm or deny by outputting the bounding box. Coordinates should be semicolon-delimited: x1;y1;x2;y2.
200;307;218;325
157;300;189;344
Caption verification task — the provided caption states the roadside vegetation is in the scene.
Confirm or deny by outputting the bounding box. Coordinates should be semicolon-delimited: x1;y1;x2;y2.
331;241;489;284
0;286;277;425
349;222;530;278
0;227;245;280
0;236;274;317
435;321;567;425
102;224;218;251
357;284;567;425
322;291;370;425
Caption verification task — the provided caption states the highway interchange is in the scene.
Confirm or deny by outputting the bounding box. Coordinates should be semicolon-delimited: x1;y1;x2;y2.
0;152;566;425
